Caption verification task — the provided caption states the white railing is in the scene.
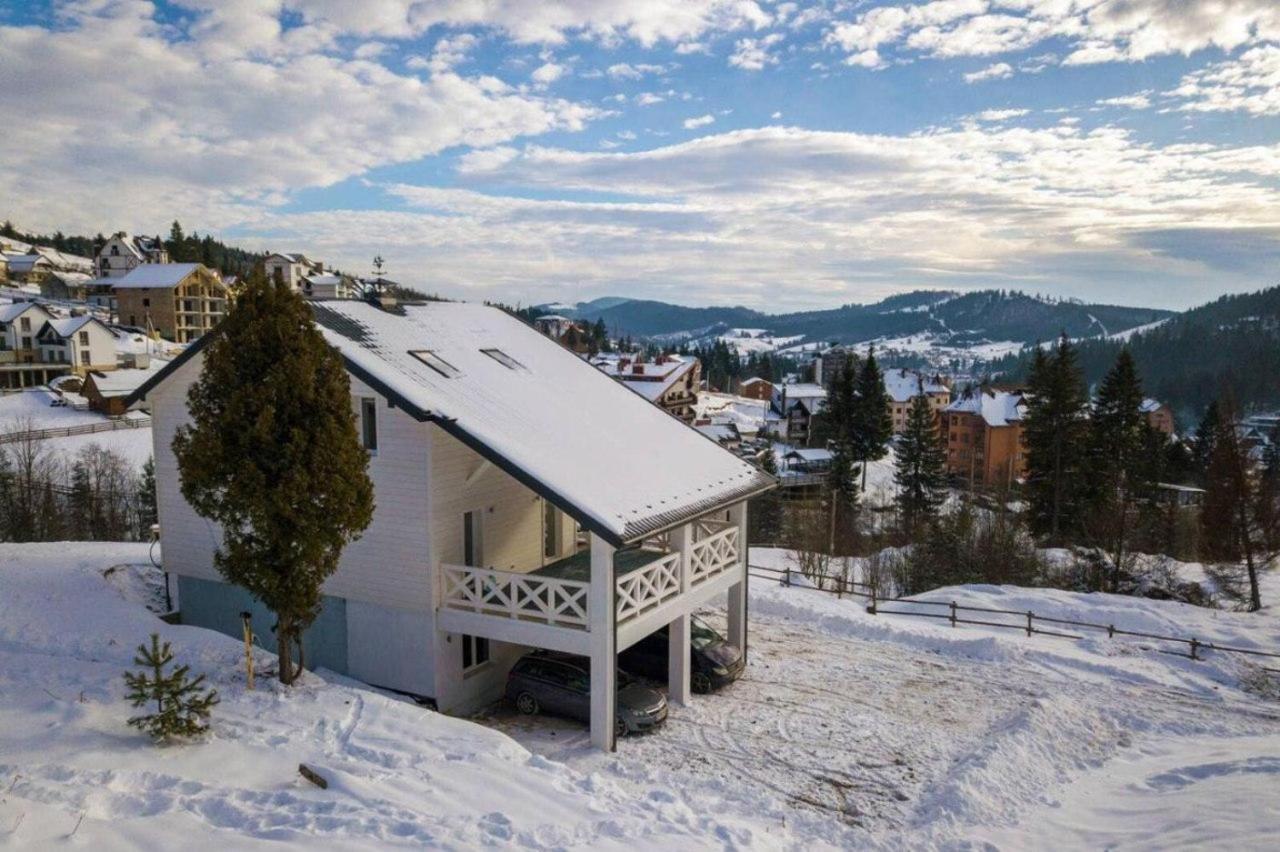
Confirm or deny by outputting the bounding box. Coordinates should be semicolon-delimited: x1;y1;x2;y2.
695;518;733;539
690;526;739;587
615;551;682;622
440;564;590;629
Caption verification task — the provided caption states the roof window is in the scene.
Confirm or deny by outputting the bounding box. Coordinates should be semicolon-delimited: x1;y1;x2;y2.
409;350;460;378
481;348;525;370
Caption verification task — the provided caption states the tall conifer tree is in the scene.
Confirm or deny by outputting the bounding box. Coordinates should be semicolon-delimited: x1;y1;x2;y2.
895;387;947;537
852;347;893;491
173;268;375;683
1023;334;1089;541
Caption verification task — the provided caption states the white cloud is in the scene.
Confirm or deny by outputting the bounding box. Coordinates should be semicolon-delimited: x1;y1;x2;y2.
964;62;1013;83
531;61;567;85
729;33;785;70
1167;45;1280;116
0;3;600;234
771;111;783;119
975;108;1029;121
606;62;670;79
636;92;666;106
1097;92;1153;110
826;0;1280;69
683;114;716;129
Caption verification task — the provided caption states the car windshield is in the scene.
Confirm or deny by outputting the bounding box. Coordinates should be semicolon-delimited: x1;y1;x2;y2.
690;618;721;650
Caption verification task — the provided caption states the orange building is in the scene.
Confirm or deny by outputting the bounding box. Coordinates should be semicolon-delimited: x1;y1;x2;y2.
940;389;1028;490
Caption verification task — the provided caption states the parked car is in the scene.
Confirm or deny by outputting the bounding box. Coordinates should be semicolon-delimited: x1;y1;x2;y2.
506;651;667;737
619;615;744;693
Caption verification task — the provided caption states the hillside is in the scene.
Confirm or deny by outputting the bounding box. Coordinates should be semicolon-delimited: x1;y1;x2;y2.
992;286;1280;421
551;290;1171;349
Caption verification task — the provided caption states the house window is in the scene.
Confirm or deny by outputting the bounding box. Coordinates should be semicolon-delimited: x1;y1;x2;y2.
78;331;89;346
461;634;490;670
481;348;524;370
80;350;90;366
359;397;377;452
19;317;29;331
543;501;560;559
142;298;150;308
408;350;460;378
463;510;482;567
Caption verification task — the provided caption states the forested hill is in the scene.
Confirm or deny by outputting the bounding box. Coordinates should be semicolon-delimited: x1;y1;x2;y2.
1;220;267;277
990;286;1280;422
562;289;1171;346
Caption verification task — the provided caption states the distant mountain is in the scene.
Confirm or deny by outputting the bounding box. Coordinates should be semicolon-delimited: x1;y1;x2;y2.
561;289;1172;350
992;286;1280;424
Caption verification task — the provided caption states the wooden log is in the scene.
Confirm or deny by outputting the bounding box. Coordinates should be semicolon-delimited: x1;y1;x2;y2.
298;764;328;789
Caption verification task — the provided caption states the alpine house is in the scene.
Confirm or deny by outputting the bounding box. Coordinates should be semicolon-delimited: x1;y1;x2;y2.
131;300;775;750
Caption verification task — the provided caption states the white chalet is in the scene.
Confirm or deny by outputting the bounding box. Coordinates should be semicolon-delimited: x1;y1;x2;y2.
264;253;323;291
97;233;169;278
131;300;774;750
35;315;117;374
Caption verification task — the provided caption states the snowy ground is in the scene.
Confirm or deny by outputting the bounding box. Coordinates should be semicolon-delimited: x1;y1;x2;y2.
1;543;1278;848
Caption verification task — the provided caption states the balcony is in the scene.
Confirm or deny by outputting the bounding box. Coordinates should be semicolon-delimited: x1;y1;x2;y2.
437;515;742;654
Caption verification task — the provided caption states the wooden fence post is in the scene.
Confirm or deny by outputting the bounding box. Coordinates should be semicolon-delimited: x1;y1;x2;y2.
1190;638;1200;661
1026;611;1033;637
949;601;957;627
784;566;791;587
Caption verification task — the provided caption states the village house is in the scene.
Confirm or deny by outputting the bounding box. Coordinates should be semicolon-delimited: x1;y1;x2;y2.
113;263;229;343
884;368;951;433
597;354;702;424
1141;398;1175;436
264;253;323;291
35;314;117;375
532;314;577;339
82;354;165;416
0;301;69;388
129;300;772;751
39;269;94;302
96;233;169;278
940;388;1028;490
772;382;827;446
301;272;355;300
738;376;773;401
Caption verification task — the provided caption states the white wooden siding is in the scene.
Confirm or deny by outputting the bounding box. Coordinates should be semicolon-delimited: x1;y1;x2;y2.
151;356;436;612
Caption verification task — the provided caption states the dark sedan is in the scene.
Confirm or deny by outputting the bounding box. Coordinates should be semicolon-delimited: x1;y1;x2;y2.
506;651;668;737
619;615;744;693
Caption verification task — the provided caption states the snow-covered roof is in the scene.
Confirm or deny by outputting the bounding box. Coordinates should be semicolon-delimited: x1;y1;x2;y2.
946;389;1025;426
534;314;571;323
695;423;740;443
883;368;949;403
5;254;47;273
304;274;343;285
136;301;774;545
777;383;826;399
740;376;771;386
42;315;102;338
113;263;204;289
784;448;833;463
0;301;53;324
87;358;171;395
1140;398;1166;413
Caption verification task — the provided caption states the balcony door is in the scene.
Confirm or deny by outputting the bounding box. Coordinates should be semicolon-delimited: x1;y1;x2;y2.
462;510;483;568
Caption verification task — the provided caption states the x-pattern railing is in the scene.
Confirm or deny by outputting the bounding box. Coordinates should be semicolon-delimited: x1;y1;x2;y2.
615;551;682;622
690;526;739;587
441;564;590;628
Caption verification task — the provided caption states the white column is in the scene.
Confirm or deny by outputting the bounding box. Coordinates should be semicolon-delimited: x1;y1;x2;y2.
726;502;748;653
668;523;693;705
589;533;617;751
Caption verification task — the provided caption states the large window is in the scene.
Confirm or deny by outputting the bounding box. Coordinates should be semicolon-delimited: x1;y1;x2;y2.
463;510;482;567
461;634;490;670
360;397;377;452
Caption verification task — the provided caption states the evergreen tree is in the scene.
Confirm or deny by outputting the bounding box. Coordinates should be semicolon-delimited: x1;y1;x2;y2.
851;347;893;491
1201;395;1265;611
173;268;375;683
748;449;784;544
1081;349;1150;589
1023;335;1089;542
138;456;158;537
123;633;218;741
895;388;947;538
1192;400;1226;483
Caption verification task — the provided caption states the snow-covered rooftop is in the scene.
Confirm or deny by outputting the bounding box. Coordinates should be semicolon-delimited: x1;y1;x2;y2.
883;368;949;403
87;359;171;394
946;389;1026;426
306;302;772;543
778;382;826;399
0;301;52;323
43;315;99;338
112;263;203;289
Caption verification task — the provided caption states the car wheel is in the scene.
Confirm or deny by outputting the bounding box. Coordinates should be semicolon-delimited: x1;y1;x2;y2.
614;716;628;739
515;692;539;715
692;672;714;694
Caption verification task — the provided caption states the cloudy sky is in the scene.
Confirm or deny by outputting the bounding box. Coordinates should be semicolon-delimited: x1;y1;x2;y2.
3;1;1279;310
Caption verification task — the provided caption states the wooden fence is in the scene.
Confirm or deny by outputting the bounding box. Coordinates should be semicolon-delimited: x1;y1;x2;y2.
0;416;151;444
747;562;1280;672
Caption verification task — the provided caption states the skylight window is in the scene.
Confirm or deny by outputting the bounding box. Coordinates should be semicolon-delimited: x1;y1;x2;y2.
481;348;525;371
409;350;460;378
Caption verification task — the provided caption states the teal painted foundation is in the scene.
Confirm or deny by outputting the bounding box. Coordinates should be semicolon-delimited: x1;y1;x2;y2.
176;575;349;675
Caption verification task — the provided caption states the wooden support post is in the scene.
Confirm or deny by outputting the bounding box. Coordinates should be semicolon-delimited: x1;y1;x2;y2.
240;611;254;690
1026;611;1033;637
727;502;747;654
668;524;693;706
950;601;958;627
589;533;617;751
